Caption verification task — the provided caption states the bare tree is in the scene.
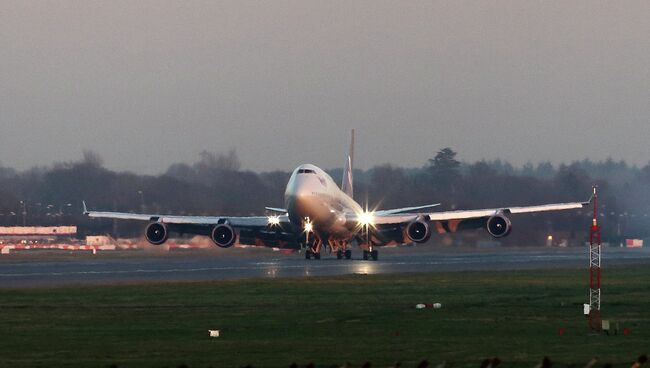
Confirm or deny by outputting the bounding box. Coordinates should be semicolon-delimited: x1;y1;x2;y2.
195;149;241;173
81;150;104;168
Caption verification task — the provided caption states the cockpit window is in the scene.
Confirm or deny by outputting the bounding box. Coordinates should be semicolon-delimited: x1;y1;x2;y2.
298;169;316;174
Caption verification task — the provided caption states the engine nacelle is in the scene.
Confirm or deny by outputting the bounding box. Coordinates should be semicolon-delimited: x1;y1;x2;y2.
405;216;432;243
211;224;236;248
486;213;512;238
145;222;169;245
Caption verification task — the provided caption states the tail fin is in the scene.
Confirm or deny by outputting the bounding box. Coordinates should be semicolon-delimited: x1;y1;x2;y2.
341;129;354;198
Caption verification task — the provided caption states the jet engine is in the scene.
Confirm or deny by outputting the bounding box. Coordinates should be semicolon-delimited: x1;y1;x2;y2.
405;216;431;243
145;222;169;245
486;213;512;238
211;224;236;248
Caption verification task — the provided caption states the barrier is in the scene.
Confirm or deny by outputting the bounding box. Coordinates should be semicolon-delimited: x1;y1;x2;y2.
0;244;96;254
0;242;204;254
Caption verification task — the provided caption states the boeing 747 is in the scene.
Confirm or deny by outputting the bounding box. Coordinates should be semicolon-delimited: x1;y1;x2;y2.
85;131;590;260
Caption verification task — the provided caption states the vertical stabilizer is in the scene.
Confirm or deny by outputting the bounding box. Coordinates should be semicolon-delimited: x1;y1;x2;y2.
341;129;354;198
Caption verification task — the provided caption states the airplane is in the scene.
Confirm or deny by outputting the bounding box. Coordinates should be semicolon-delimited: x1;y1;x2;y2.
84;130;590;261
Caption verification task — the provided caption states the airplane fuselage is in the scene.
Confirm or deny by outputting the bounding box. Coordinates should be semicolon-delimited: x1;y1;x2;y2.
284;164;362;242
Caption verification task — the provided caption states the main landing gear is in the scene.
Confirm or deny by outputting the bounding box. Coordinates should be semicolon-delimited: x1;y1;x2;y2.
307;248;352;260
362;249;378;261
336;249;352;260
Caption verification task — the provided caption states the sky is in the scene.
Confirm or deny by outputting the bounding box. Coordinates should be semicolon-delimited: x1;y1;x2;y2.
1;1;649;174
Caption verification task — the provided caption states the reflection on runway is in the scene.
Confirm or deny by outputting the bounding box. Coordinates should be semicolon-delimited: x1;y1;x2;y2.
353;262;376;275
1;247;649;287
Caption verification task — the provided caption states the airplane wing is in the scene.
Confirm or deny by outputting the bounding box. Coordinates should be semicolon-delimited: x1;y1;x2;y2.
83;202;299;248
347;196;591;243
367;199;590;225
347;200;591;225
85;210;273;226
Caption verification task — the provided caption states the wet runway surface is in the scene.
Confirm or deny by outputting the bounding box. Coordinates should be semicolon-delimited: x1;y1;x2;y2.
1;247;649;287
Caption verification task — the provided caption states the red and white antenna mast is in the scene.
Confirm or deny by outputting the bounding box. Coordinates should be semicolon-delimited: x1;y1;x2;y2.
588;185;602;331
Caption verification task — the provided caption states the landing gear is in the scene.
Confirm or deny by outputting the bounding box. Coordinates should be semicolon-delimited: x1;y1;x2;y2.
336;249;352;260
362;249;378;261
302;217;321;261
305;250;321;260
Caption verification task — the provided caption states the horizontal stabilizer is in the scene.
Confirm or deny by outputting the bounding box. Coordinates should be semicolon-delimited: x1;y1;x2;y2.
265;207;287;214
376;203;441;215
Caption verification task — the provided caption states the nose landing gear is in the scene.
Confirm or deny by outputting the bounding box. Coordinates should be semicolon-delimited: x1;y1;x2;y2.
302;217;322;260
305;249;321;260
305;235;323;260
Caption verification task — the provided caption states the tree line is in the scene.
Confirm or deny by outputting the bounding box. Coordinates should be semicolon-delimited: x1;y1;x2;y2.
1;148;648;246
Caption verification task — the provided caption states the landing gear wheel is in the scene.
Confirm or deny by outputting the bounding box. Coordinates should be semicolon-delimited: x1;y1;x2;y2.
344;249;352;259
371;250;378;261
314;252;321;260
362;250;369;260
305;250;312;260
336;250;343;259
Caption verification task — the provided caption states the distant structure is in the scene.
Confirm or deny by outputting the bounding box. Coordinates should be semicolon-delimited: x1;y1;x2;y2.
0;226;77;244
625;239;644;248
85;235;115;247
587;186;602;332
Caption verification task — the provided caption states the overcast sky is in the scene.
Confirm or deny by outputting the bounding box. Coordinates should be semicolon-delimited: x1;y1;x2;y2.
1;1;649;174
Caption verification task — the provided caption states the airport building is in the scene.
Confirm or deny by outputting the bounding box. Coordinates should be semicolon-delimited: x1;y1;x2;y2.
0;226;78;245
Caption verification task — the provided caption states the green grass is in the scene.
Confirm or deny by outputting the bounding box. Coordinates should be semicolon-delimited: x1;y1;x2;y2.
0;266;649;368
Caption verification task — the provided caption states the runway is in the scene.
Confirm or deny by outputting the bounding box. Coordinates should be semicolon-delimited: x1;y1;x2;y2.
1;246;649;287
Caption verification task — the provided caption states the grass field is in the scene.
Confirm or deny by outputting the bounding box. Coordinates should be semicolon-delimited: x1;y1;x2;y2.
0;266;648;368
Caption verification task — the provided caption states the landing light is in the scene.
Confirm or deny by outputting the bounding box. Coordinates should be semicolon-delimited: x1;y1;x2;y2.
358;211;375;227
304;221;313;233
267;216;281;226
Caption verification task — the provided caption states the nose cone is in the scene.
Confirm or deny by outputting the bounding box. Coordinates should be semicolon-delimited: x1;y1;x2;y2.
285;169;321;223
286;166;319;198
295;180;312;199
286;174;314;202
